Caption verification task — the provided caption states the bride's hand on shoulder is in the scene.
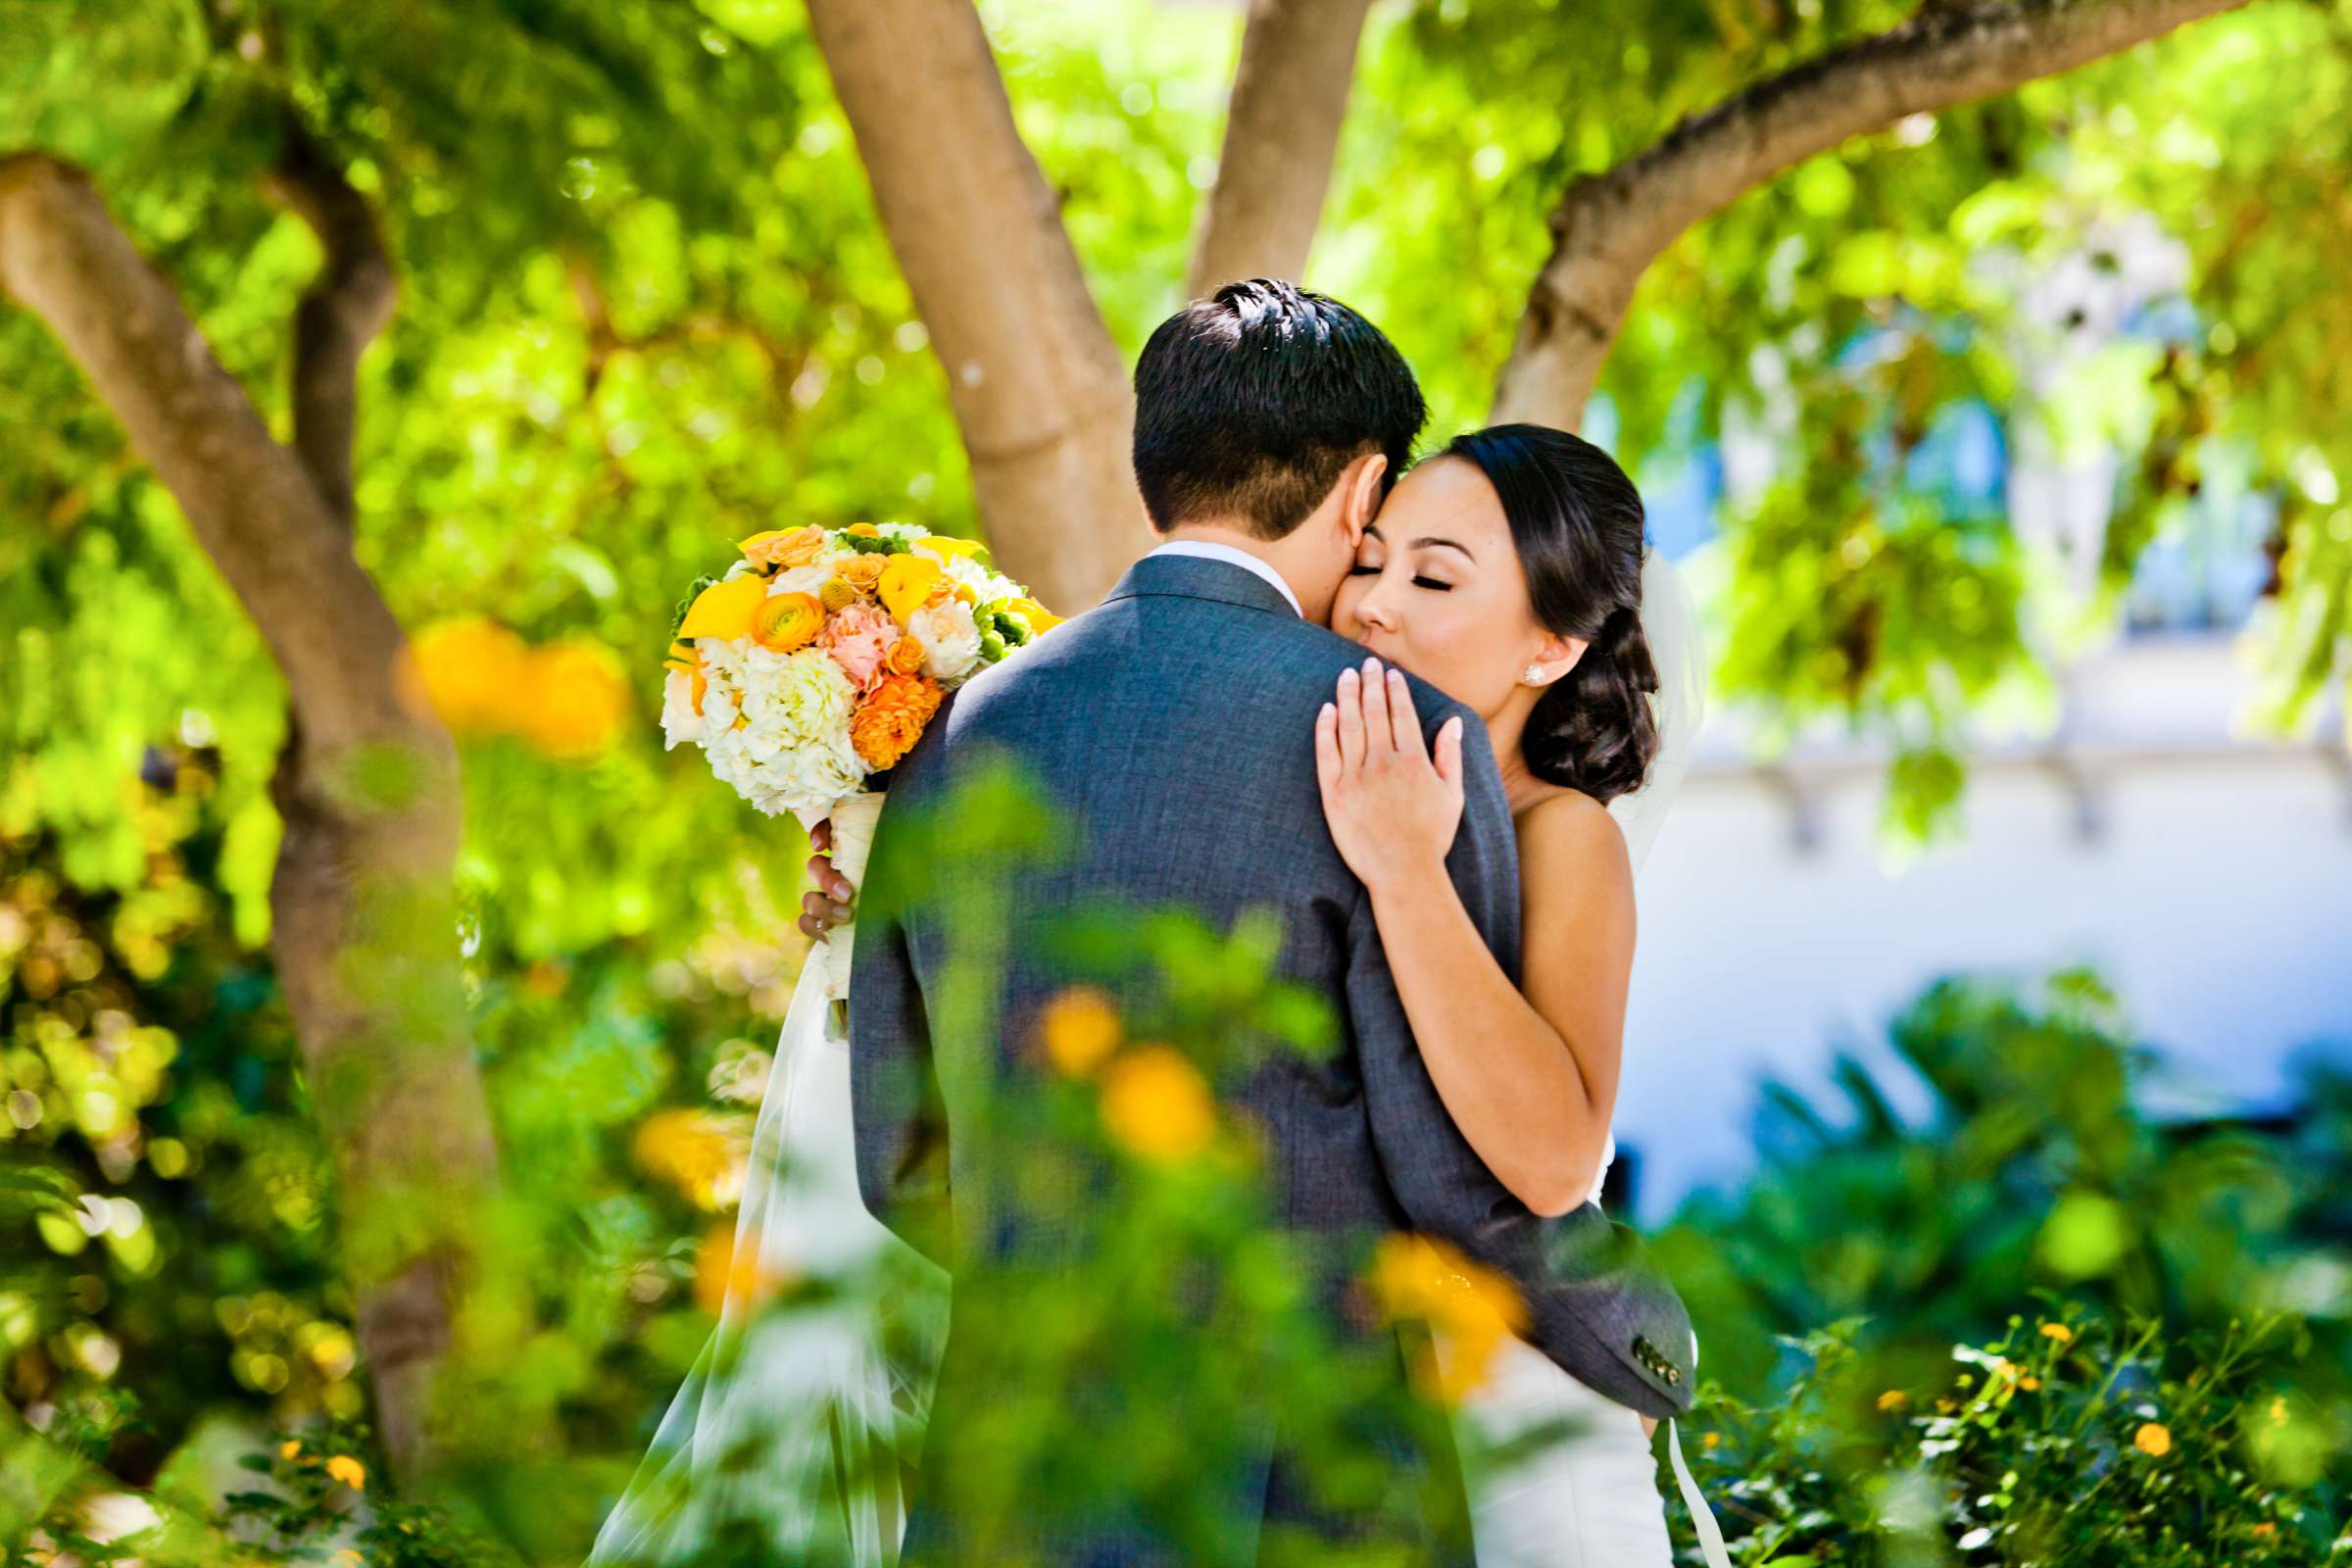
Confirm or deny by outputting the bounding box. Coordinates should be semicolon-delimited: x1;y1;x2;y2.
1313;658;1466;894
798;817;857;941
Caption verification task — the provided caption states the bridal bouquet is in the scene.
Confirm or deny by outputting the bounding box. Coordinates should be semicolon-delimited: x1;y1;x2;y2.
660;520;1061;822
661;521;1060;999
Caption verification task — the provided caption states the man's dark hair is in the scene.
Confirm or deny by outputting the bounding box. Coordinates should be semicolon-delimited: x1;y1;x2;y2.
1132;278;1426;539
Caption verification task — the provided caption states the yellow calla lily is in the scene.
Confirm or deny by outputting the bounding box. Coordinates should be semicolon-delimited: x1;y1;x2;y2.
914;535;988;564
878;555;945;625
1009;596;1065;633
676;575;768;640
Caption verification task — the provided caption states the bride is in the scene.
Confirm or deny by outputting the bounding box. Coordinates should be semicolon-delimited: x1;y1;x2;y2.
594;421;1722;1567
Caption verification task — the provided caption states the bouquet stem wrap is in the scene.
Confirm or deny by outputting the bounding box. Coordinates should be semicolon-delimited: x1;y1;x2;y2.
802;790;886;1005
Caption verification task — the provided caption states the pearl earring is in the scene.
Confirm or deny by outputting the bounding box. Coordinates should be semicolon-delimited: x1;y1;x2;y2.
1523;664;1545;685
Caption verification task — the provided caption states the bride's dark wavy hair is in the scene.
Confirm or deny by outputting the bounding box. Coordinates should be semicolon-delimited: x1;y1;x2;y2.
1438;424;1658;804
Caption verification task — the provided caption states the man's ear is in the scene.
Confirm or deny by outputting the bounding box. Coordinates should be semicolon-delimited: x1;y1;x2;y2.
1340;452;1389;547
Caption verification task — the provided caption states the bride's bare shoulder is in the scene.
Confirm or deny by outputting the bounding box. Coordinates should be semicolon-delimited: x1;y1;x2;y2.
1512;788;1632;887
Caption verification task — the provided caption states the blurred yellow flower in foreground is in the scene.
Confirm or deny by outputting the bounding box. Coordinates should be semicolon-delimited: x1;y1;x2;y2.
694;1220;792;1316
633;1109;745;1211
517;637;633;759
1368;1234;1528;1404
279;1439;304;1461
1100;1047;1215;1164
1877;1390;1910;1412
406;616;632;760
407;615;530;735
1038;986;1122;1076
2134;1421;2173;1457
2039;1321;2075;1344
325;1454;367;1490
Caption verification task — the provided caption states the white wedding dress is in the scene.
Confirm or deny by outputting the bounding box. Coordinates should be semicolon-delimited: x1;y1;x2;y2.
589;800;947;1568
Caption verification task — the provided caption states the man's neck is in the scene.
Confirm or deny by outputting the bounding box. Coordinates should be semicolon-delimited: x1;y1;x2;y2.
1156;522;1321;620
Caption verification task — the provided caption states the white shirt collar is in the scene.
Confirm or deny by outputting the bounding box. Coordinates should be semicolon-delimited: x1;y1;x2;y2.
1144;540;1303;618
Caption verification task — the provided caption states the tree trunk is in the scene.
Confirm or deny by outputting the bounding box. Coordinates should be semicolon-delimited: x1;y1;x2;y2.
1184;0;1377;299
0;151;500;1487
1492;0;2254;429
804;0;1150;612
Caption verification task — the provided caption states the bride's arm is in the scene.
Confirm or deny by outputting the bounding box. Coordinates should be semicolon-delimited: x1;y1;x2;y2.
1315;661;1630;1217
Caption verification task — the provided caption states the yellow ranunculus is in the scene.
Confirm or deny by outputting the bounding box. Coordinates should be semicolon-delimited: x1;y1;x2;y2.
878;555;945;625
677;575;769;640
1100;1046;1216;1165
752;591;825;655
1038;987;1122;1076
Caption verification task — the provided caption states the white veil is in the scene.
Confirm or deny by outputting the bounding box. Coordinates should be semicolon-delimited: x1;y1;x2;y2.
1604;544;1707;879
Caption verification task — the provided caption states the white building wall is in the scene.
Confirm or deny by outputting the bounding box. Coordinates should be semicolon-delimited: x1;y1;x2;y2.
1617;632;2352;1218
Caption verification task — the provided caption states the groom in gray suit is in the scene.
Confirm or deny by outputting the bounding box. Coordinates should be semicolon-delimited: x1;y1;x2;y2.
851;278;1692;1564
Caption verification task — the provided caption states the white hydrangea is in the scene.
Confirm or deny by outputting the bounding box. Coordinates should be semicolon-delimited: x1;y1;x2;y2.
908;600;985;682
693;642;864;817
939;551;995;596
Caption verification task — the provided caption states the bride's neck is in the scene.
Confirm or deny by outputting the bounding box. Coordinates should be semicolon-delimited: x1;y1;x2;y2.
1485;701;1546;816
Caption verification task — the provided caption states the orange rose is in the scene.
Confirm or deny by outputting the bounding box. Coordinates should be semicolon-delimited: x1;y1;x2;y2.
740;526;827;570
887;636;927;676
837;556;887;593
852;673;943;769
751;591;825;654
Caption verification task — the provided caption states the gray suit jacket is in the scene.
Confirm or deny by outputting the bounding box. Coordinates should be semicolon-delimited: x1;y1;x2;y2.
851;554;1693;1560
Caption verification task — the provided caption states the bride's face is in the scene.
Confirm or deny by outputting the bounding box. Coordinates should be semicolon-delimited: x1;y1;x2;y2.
1331;457;1563;719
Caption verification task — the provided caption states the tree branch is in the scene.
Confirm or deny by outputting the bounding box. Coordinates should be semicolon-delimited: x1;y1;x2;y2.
0;153;408;749
803;0;1149;612
0;151;501;1485
1493;0;2253;427
263;115;396;529
1184;0;1376;298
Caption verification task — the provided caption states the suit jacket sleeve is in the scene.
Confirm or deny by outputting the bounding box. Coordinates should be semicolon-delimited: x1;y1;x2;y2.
1344;695;1696;1419
847;759;955;1270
